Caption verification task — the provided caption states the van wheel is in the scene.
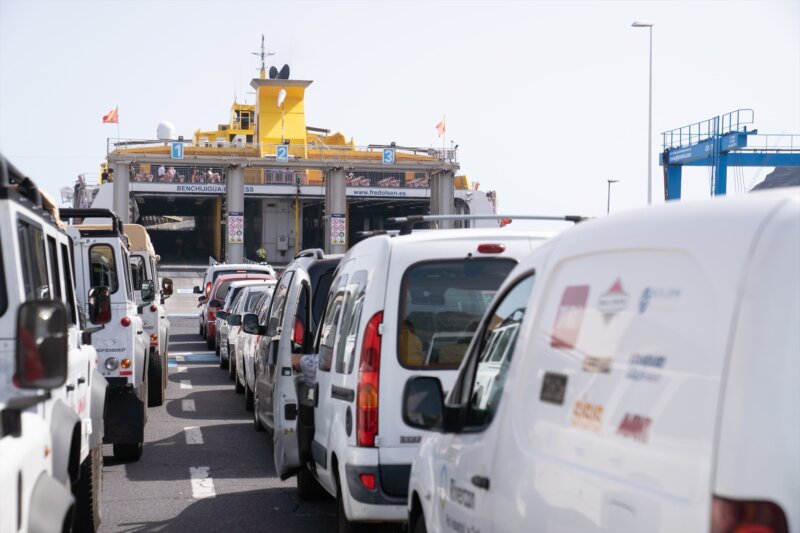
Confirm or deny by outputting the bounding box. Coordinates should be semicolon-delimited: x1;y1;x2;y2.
206;335;215;350
113;442;142;462
73;445;102;531
410;507;428;533
199;323;204;336
147;351;164;407
219;349;228;369
336;470;366;533
297;467;326;501
253;383;265;432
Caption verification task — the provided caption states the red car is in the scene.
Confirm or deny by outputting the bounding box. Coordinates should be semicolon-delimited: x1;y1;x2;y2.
203;272;274;349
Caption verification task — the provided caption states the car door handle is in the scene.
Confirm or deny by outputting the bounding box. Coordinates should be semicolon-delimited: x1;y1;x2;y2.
331;385;354;402
471;475;490;490
77;377;86;385
137;330;144;334
66;384;76;392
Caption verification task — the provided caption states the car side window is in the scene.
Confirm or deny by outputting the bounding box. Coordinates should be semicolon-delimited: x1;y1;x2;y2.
266;272;294;336
460;274;535;430
129;255;148;290
61;242;78;325
317;274;348;372
335;270;368;374
18;218;50;301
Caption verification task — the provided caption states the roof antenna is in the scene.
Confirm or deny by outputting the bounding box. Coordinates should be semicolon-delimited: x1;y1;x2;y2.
252;34;274;80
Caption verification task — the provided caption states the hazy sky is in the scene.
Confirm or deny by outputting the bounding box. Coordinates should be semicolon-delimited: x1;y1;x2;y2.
1;0;798;220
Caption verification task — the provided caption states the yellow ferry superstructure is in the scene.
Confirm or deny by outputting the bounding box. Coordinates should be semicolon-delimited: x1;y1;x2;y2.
91;63;496;265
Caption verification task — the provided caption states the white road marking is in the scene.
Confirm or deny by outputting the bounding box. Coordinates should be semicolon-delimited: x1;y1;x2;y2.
180;380;192;390
182;399;196;412
175;356;185;362
171;351;215;356
184;426;204;445
189;466;216;499
177;366;187;373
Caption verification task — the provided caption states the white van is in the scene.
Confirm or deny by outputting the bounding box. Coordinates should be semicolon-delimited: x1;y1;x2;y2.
63;208;150;462
1;157;111;530
125;224;172;407
300;228;551;529
404;188;800;533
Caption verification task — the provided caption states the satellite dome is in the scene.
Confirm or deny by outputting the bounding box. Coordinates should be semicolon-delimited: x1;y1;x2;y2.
157;121;176;140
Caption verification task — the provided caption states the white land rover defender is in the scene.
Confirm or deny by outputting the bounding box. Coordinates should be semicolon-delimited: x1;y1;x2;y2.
62;208;150;462
1;156;111;531
125;224;172;407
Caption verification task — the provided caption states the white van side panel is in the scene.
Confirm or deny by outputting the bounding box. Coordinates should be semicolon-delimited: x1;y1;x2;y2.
714;198;800;531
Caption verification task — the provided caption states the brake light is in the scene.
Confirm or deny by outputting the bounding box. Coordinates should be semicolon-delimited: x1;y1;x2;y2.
711;496;788;533
357;312;383;447
150;304;158;312
359;473;377;491
292;316;305;346
205;282;211;297
477;243;505;254
208;310;216;321
120;316;131;327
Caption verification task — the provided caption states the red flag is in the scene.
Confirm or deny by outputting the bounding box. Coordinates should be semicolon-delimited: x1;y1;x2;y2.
435;118;446;137
103;107;118;124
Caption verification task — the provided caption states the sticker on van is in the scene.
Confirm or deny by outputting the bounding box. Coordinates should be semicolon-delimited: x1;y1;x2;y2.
582;355;612;374
550;285;589;348
617;413;653;443
571;397;604;432
638;286;682;314
627;353;666;382
540;372;568;405
598;279;628;321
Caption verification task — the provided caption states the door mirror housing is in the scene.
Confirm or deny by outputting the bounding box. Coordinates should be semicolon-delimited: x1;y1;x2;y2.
87;286;112;325
227;314;242;326
162;278;174;297
242;313;261;335
141;280;156;303
208;299;222;309
193;285;202;294
402;376;445;431
216;311;229;321
15;301;69;390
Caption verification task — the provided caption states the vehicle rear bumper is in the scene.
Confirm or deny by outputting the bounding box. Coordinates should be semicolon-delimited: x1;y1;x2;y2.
344;463;409;521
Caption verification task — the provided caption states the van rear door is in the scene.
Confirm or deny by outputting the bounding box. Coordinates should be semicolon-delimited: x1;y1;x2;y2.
377;235;533;497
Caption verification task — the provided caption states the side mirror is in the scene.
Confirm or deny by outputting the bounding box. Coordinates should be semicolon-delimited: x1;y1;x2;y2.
227;314;242;326
88;286;112;325
216;311;229;321
402;376;445;431
242;313;261;335
193;286;202;294
15;301;68;390
208;299;222;309
141;280;155;303
162;278;174;297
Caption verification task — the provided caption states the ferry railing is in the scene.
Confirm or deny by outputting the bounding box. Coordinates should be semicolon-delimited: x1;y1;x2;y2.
661;108;755;150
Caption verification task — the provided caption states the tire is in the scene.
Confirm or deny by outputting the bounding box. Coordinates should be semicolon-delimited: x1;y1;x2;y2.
227;346;236;380
245;382;254;411
147;350;164;407
215;333;221;356
410;506;428;533
73;445;102;532
253;381;265;432
336;469;366;533
199;323;204;336
206;335;215;350
219;348;228;369
235;368;244;394
113;442;142;462
297;467;326;501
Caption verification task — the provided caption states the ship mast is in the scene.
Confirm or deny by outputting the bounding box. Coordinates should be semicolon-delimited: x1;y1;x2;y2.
252;34;275;80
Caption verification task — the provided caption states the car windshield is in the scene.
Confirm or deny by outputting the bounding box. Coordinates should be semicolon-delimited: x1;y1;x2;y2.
398;258;516;369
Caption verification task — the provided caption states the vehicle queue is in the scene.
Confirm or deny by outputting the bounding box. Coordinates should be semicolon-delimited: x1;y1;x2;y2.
2;147;797;533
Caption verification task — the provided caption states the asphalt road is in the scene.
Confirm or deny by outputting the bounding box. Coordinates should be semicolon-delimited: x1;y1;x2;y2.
98;319;338;532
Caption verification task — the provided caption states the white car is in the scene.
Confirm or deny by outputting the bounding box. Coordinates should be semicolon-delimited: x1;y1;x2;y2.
235;283;276;409
405;188;800;533
64;208;150;462
1;157;111;531
298;228;551;529
217;279;273;367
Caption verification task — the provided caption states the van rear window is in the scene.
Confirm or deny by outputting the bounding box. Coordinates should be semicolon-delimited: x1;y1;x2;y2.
398;258;516;368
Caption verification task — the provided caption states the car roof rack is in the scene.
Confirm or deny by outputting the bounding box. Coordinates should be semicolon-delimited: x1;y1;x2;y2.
386;214;588;235
60;208;125;236
293;248;325;260
1;153;65;227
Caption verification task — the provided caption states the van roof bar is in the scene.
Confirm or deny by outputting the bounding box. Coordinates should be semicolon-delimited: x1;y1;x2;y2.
0;153;43;208
294;248;325;260
356;230;401;238
60;208;125;236
386;214;588;235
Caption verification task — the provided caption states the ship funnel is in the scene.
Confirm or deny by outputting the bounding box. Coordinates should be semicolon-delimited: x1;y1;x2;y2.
157;121;176;140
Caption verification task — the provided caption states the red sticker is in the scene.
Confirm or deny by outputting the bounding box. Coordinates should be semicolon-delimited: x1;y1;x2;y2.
551;285;590;348
617;413;653;443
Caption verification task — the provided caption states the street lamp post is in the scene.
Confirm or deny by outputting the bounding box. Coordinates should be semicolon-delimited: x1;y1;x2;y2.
632;20;654;205
607;179;620;214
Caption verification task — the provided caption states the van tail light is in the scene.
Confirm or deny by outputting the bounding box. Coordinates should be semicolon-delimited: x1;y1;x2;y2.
205;282;212;297
120;316;131;327
357;312;383;447
208;310;216;321
292;316;305;346
477;243;505;254
711;496;788;533
359;473;377;491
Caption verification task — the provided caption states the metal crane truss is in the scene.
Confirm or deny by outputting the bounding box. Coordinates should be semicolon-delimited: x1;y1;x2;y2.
660;109;800;200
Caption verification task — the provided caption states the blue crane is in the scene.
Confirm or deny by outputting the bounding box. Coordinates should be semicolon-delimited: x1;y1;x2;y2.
660;109;800;200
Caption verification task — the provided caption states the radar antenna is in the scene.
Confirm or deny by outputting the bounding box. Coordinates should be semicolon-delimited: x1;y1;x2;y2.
252;34;275;79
